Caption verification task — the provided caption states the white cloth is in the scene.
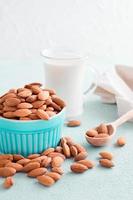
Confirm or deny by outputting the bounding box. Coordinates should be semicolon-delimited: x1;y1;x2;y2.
94;65;133;121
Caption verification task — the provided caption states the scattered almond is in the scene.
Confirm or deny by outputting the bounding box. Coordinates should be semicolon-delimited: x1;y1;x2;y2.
74;152;88;161
45;172;61;181
71;163;88;173
51;156;64;168
78;160;95;169
67;120;81;127
99;151;113;160
28;167;47;177
23;162;40;172
116;137;126;146
3;177;14;189
37;175;55;187
99;159;114;168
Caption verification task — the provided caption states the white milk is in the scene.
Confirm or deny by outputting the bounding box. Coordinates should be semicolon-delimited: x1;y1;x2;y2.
41;49;95;118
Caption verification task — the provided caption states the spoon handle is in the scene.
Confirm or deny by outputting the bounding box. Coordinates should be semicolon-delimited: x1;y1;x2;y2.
112;109;133;128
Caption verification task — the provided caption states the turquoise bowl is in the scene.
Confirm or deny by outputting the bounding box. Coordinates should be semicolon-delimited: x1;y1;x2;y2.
0;108;65;156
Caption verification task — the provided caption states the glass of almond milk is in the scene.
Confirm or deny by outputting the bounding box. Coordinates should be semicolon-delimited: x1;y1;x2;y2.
41;48;96;118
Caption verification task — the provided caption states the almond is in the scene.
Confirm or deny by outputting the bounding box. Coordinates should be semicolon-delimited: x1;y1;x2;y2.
97;123;108;134
0;159;11;167
99;159;114;168
17;102;33;109
14;109;31;117
25;82;42;89
3;111;15;118
62;143;71;158
51;156;64;168
52;96;66;108
46;107;54;111
0;167;16;177
94;134;109;138
36;109;50;120
27;154;40;159
26;95;37;103
64;137;75;146
5;162;23;172
32;101;45;109
55;146;63;153
3;106;16;112
28;167;47;177
0;154;13;161
41;148;55;156
86;129;98;137
20;117;31;120
52;167;64;175
70;146;78;157
99;151;113;160
78;160;95;169
17;158;31;166
3;177;14;189
39;105;47;110
45;172;61;181
116;137;126;146
18;89;32;98
49;102;61;111
74;152;88;161
29;114;38;120
43;88;56;95
48;152;65;160
38;91;49;101
13;154;24;161
37;175;55;187
31;85;42;94
5;97;21;107
67;120;81;127
74;144;86;153
23;162;40;172
71;163;88;173
46;111;56;117
41;157;51;168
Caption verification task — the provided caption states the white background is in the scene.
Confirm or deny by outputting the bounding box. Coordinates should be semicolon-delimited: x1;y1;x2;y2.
0;0;133;65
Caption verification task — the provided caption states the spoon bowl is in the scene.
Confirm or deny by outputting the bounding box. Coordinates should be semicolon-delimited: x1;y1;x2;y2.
85;124;115;146
85;109;133;147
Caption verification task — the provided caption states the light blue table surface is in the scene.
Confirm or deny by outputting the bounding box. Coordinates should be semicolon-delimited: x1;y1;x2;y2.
0;61;133;200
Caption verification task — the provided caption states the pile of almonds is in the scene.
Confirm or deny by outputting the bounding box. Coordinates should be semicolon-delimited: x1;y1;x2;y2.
0;82;66;120
0;135;126;189
86;123;111;138
0;137;95;188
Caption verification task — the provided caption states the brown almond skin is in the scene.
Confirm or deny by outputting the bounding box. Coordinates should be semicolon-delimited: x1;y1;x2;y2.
26;95;37;103
74;144;86;153
70;146;78;157
27;154;40;159
62;143;71;158
67;120;81;127
97;123;108;134
86;129;98;137
3;177;14;189
23;162;40;172
5;162;23;172
71;163;88;173
52;167;64;175
37;175;55;187
36;109;50;120
18;89;32;98
41;148;55;156
14;109;32;117
31;85;42;94
5;97;21;107
28;167;47;177
64;137;75;146
38;91;49;101
55;146;63;153
99;159;114;168
43;88;56;95
0;154;13;161
17;102;33;109
117;137;126;146
3;111;15;118
99;152;113;160
13;154;24;161
74;152;88;161
51;156;64;168
52;96;66;108
45;172;61;181
0;159;11;167
0;167;16;177
41;157;51;168
78;160;95;169
47;152;65;160
17;158;31;166
32;100;45;109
